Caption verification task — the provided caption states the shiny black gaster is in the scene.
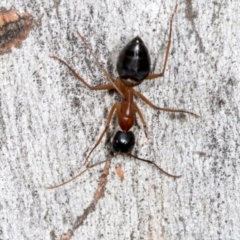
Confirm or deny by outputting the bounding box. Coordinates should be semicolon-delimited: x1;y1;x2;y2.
112;131;135;153
117;36;150;85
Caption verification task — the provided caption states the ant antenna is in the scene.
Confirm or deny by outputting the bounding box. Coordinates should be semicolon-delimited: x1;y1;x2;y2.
45;151;181;189
129;153;181;178
46;158;112;190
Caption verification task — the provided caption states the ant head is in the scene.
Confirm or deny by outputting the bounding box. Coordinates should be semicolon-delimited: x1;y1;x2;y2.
112;131;135;153
117;36;151;87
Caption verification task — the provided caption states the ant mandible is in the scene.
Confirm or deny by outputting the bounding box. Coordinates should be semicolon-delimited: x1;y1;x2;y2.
47;4;200;189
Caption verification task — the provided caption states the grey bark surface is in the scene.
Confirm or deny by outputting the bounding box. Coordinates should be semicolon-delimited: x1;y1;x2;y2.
1;0;240;239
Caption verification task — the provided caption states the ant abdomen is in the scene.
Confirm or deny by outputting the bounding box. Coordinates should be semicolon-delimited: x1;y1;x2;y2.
112;131;135;153
117;36;151;86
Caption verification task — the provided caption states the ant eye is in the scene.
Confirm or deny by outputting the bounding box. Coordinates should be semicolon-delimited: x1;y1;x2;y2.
112;131;135;153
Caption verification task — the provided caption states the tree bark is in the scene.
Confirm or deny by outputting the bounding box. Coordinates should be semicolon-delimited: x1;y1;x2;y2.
0;0;240;239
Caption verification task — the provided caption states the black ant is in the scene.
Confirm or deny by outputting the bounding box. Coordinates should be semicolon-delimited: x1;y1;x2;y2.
47;4;200;189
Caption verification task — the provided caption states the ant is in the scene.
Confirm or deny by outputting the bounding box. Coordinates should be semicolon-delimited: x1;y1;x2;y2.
47;4;200;189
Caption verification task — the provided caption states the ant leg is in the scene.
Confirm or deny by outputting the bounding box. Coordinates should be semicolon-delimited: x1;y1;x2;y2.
46;159;111;189
133;103;148;138
76;31;125;99
83;102;119;165
130;154;181;178
146;4;178;80
134;89;201;118
51;56;115;91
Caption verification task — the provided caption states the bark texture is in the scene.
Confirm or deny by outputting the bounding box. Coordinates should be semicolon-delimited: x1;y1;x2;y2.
0;0;240;239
